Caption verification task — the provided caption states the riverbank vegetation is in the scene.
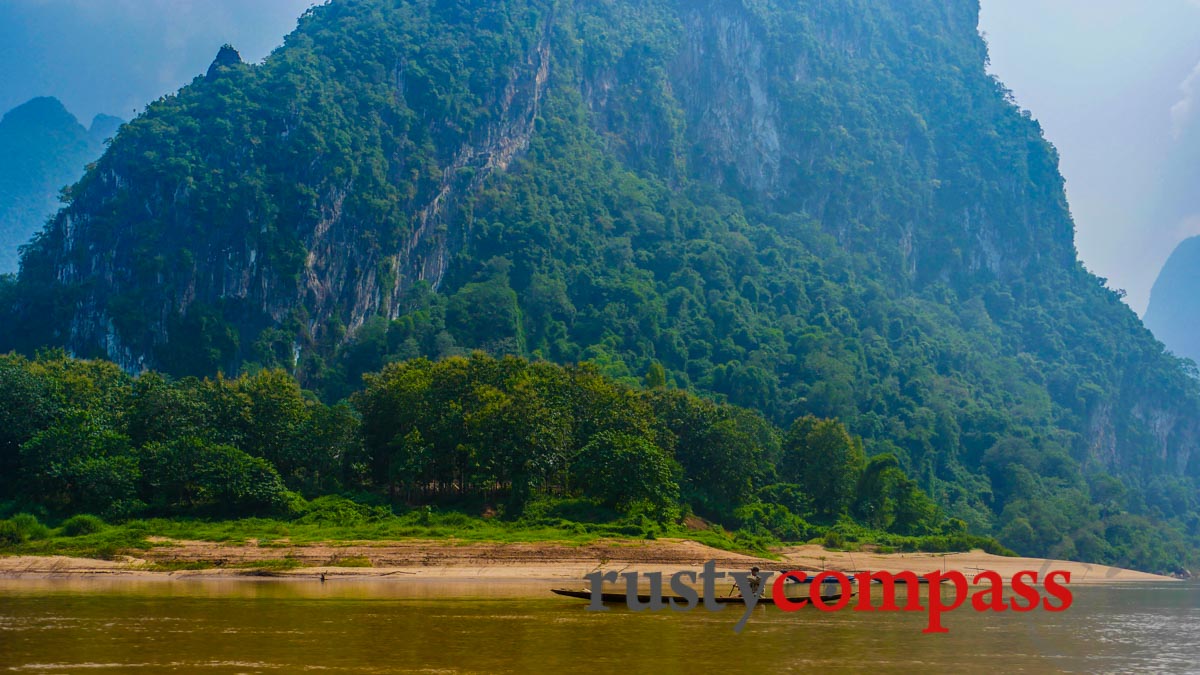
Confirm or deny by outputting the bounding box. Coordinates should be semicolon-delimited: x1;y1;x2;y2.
3;0;1200;577
0;351;1005;560
0;498;1011;564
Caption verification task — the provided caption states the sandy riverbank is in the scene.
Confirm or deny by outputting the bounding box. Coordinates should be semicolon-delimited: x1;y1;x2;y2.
0;538;1176;584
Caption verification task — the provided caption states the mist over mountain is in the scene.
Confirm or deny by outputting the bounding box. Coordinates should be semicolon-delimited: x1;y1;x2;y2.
1140;81;1200;369
0;0;315;123
1145;236;1200;366
4;0;1200;571
0;97;121;274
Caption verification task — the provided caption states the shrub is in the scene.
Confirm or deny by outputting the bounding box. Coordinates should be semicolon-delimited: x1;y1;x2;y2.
140;438;290;515
60;514;106;536
296;495;392;526
433;512;475;528
521;497;620;525
8;513;50;540
0;520;24;546
978;537;1018;557
734;501;811;542
822;530;846;549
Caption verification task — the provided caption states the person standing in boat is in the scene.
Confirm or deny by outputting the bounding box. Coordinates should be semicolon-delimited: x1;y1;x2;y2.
748;566;763;595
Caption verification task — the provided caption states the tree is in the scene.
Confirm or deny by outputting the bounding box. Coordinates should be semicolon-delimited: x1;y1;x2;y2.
465;374;571;511
356;358;438;499
446;262;525;354
127;372;207;446
236;369;313;489
573;431;678;515
644;361;667;388
0;354;56;496
140;437;288;515
856;453;904;530
19;415;140;518
781;416;865;520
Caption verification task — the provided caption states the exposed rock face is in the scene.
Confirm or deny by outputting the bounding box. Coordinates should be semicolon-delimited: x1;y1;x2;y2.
17;6;559;374
22;1;1069;366
373;28;552;328
673;3;781;197
206;44;244;80
278;22;553;340
6;0;1200;483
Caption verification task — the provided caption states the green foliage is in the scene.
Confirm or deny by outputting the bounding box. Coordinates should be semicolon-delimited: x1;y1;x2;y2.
756;483;814;520
141;438;290;515
781;416;866;520
822;530;847;550
0;352;352;521
734;501;812;542
9;521;151;559
5;509;780;560
446;261;526;354
520;497;620;524
0;520;24;546
575;431;679;514
60;514;106;537
154;304;241;378
855;453;940;535
644;362;668;389
295;495;393;526
646;389;776;521
8;513;51;541
2;0;1199;573
0;351;967;561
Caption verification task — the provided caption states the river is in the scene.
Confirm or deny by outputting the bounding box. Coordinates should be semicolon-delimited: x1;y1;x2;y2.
1;578;1197;673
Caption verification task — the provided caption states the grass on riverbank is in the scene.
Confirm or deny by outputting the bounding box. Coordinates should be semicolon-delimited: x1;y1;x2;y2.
0;496;1012;564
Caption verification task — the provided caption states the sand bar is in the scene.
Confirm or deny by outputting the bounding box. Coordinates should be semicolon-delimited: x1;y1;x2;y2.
0;538;1175;585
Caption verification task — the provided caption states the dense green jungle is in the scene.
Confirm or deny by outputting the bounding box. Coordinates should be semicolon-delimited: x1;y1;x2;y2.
2;0;1197;574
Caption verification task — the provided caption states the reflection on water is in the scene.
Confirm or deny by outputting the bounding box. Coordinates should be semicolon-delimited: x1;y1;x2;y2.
1;578;1198;673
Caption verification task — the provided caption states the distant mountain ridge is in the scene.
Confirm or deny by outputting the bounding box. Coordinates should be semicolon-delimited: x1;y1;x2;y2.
1145;235;1200;366
0;97;121;274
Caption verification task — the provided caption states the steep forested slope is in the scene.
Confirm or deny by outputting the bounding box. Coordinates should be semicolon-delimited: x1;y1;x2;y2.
0;97;121;273
4;0;1199;571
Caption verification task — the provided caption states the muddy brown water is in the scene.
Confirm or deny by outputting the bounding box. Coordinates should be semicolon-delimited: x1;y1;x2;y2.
1;578;1198;673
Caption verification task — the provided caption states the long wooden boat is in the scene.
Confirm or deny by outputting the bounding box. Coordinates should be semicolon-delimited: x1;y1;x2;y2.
550;588;854;606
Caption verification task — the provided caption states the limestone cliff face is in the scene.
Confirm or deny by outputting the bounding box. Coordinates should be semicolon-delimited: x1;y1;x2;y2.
672;3;782;197
577;0;1075;285
206;44;245;80
19;6;556;373
307;26;552;336
18;0;1073;368
1089;397;1199;476
7;0;1199;481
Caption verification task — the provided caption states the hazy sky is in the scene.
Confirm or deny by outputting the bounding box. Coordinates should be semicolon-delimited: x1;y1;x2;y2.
980;0;1200;314
0;0;316;122
1;0;1197;314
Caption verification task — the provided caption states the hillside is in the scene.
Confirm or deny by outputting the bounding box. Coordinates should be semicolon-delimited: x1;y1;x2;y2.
1144;236;1200;366
3;0;1199;572
0;97;120;274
